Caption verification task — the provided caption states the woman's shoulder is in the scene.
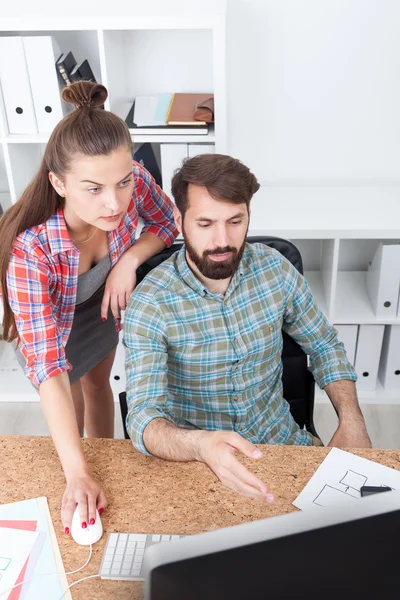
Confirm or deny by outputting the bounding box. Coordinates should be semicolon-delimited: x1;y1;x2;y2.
12;211;67;262
14;222;48;253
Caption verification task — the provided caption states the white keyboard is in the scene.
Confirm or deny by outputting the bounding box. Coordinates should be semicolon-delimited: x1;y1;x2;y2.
99;532;186;581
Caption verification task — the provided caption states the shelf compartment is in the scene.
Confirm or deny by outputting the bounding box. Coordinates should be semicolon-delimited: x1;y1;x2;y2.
334;271;400;325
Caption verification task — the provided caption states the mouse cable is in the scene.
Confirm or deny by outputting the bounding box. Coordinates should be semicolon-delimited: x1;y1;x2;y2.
0;543;93;598
59;573;101;599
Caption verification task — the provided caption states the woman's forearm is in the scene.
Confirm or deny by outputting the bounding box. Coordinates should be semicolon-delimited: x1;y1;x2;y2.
39;372;89;479
124;232;166;269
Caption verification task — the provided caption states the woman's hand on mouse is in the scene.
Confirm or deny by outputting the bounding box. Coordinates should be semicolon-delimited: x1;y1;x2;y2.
62;471;107;534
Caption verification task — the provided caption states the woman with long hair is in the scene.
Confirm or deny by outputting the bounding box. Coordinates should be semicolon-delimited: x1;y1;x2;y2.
0;81;177;533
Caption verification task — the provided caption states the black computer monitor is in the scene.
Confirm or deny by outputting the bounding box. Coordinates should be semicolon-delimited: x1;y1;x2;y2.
143;490;400;600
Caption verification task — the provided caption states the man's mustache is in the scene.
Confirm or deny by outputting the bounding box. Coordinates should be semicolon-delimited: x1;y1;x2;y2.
204;247;237;257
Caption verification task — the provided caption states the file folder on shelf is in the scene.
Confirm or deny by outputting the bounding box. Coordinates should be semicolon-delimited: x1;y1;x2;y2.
354;324;385;391
160;144;188;201
0;37;37;134
366;243;400;318
22;36;64;133
334;324;358;367
378;325;400;390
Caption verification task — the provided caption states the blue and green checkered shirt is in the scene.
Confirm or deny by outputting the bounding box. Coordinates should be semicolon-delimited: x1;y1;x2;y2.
124;243;357;454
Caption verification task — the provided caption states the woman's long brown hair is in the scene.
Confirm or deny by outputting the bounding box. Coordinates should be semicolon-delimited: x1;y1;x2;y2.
0;80;132;342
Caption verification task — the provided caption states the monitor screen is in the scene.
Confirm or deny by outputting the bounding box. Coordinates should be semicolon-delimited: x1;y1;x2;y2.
146;503;400;600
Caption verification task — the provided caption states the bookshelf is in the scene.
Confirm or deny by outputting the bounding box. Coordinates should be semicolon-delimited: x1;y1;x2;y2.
0;7;226;401
1;6;400;407
0;10;226;210
249;186;400;404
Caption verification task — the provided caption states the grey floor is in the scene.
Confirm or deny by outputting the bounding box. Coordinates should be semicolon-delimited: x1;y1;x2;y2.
0;401;399;448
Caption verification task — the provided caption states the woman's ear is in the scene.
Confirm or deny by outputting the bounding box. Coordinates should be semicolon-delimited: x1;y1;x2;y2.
173;204;183;234
49;172;66;198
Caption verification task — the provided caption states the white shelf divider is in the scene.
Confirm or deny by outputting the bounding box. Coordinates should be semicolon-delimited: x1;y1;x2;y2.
321;239;339;321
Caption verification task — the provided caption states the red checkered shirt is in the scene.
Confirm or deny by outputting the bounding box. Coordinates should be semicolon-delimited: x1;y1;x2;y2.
4;161;178;387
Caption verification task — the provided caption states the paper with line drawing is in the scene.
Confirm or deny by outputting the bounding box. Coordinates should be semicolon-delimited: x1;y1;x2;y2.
0;527;39;599
293;448;400;511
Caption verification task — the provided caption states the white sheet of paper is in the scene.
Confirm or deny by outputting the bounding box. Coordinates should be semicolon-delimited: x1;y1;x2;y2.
0;527;39;599
293;448;400;510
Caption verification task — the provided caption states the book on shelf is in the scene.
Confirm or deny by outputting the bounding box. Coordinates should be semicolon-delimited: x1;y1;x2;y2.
125;102;209;135
56;51;76;87
133;93;173;126
70;59;96;83
168;93;214;125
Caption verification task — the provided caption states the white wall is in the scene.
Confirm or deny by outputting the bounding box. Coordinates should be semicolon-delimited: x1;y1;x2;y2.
226;0;400;185
4;0;400;187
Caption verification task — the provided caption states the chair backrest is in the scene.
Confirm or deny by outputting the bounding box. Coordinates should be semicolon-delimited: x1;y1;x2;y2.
126;236;317;437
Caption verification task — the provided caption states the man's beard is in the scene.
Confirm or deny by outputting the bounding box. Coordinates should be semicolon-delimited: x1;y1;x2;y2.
183;228;247;280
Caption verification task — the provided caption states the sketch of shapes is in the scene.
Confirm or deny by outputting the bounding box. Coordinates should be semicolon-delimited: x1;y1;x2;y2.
0;557;11;571
313;484;359;507
339;470;368;492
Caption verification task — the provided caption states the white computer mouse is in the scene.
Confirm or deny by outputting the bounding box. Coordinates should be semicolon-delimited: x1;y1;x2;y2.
70;507;103;546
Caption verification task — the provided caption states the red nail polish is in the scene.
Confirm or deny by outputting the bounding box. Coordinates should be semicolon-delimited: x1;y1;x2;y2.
65;527;70;534
82;522;87;529
90;518;95;525
102;317;106;322
98;508;104;515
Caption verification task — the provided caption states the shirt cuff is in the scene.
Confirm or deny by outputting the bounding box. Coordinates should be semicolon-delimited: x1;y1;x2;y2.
128;408;171;455
28;360;72;388
314;364;358;390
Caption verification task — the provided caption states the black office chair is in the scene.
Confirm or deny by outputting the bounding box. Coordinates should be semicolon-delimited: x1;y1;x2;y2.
119;236;319;441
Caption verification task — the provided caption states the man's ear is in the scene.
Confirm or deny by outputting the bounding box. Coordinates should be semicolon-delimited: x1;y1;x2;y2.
173;204;183;234
48;172;66;197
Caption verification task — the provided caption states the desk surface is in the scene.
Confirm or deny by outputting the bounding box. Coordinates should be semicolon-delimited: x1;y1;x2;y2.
1;436;400;599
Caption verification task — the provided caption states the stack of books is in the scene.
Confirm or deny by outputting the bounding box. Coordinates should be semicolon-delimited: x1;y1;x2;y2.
125;92;214;135
56;51;97;86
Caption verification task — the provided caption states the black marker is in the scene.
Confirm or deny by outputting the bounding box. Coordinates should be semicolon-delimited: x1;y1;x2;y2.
360;485;392;497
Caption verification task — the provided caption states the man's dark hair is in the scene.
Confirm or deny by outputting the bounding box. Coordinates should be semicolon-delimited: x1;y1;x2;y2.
171;153;260;216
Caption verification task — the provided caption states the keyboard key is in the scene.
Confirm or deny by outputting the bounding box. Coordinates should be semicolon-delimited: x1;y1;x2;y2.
133;556;142;563
135;549;144;556
115;548;124;555
131;569;141;576
137;541;146;549
161;535;170;542
121;569;130;575
152;534;161;542
125;549;134;556
127;541;136;549
171;535;180;540
108;533;118;547
129;534;147;542
119;534;128;541
111;568;120;575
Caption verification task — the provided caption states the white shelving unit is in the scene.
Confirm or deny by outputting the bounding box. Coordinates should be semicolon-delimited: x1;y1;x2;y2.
0;10;227;210
249;186;400;404
0;7;226;402
1;8;399;408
